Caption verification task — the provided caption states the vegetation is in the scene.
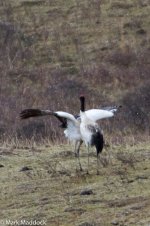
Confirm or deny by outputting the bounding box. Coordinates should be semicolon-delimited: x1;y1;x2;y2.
0;0;149;140
0;141;150;225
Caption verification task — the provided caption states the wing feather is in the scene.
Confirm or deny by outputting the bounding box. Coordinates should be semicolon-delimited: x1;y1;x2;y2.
85;109;114;122
20;109;76;129
20;109;52;119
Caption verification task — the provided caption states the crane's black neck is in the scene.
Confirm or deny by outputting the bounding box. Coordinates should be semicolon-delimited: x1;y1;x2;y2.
80;95;85;112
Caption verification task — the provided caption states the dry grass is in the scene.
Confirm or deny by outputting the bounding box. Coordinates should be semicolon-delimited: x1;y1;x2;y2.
0;0;150;140
0;141;150;225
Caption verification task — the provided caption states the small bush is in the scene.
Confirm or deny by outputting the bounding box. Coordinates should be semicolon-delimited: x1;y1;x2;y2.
111;2;134;10
107;49;136;67
121;82;150;133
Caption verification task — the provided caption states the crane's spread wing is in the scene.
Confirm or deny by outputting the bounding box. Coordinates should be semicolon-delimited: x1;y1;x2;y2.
85;109;116;122
72;106;122;123
54;111;77;123
20;109;80;140
20;109;73;128
54;111;81;141
53;111;81;141
100;105;122;113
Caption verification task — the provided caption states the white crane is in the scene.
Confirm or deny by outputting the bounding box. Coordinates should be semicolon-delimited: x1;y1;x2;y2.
79;95;104;174
20;102;121;171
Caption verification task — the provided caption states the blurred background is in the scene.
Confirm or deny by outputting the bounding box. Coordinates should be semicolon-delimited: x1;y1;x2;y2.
0;0;149;143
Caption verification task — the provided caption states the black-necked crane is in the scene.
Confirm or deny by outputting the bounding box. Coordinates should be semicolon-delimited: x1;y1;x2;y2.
20;103;121;171
79;95;104;174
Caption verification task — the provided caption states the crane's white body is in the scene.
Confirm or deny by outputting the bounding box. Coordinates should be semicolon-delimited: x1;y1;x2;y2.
55;108;118;143
53;111;81;141
80;110;102;145
64;119;81;141
79;96;104;174
80;111;96;145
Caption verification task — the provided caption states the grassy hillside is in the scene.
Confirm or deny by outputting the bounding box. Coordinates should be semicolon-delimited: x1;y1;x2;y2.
0;0;150;140
0;142;150;225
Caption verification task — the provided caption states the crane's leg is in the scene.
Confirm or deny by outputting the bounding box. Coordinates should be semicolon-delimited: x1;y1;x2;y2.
75;140;83;171
87;144;90;174
74;141;78;157
97;153;100;175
